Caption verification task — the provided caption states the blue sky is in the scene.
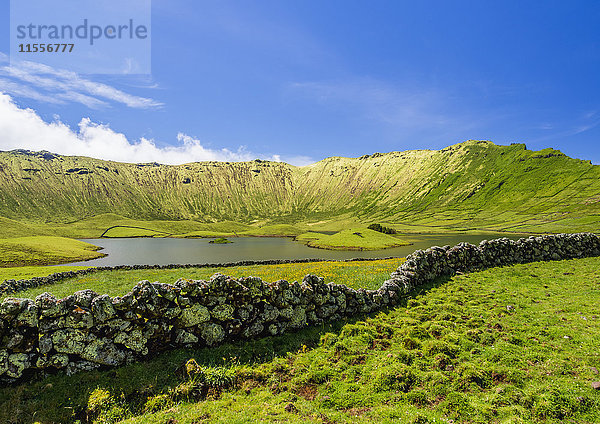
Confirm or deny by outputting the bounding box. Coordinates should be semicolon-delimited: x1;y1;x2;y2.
0;0;599;165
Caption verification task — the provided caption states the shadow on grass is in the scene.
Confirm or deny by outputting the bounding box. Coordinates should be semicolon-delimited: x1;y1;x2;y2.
0;275;452;424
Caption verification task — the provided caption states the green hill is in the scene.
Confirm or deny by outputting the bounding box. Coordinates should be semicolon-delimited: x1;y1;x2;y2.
0;141;598;234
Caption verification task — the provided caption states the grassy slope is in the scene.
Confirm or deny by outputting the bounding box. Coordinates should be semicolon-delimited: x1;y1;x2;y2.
1;258;404;300
0;236;105;267
296;228;410;250
0;141;599;236
2;257;599;423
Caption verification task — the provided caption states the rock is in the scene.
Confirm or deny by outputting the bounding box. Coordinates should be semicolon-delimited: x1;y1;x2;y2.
0;350;8;375
242;322;264;338
6;353;30;378
82;338;127;366
51;328;88;354
66;306;95;329
92;295;116;322
105;318;131;332
38;334;53;354
65;360;100;376
262;304;279;322
279;306;293;320
592;382;600;390
0;298;28;320
200;323;225;345
114;329;148;354
36;353;69;369
175;329;198;345
178;304;210;327
268;324;278;335
289;306;307;329
73;289;99;309
211;304;234;321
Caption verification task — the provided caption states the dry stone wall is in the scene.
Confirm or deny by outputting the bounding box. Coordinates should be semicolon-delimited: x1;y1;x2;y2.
1;233;599;384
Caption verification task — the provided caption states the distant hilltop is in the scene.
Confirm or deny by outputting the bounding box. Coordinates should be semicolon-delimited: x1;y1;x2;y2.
0;140;598;233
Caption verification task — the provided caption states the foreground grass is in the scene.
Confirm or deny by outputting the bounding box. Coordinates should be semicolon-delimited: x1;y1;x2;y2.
2;258;405;300
296;228;410;250
0;236;105;267
1;257;599;423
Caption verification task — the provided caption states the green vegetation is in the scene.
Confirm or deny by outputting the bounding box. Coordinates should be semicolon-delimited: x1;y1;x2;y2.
101;226;169;238
242;224;305;237
0;265;91;281
208;237;232;244
296;228;409;250
0;236;105;267
1;141;599;237
2;257;599;423
367;223;397;234
2;258;404;300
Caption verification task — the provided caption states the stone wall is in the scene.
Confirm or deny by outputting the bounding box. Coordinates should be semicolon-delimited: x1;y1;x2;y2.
0;233;599;384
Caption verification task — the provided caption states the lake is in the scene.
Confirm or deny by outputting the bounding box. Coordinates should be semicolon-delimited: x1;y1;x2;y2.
65;233;527;266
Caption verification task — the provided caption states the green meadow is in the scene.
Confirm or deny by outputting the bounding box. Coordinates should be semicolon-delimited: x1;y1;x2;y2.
1;258;405;300
1;257;599;423
296;228;410;250
0;236;104;267
0;141;599;423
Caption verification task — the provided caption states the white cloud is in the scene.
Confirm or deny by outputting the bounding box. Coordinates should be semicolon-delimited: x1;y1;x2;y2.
0;53;162;109
0;93;312;165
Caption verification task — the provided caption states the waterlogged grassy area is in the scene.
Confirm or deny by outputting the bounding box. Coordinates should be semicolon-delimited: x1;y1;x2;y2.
3;258;405;300
0;236;105;267
1;257;599;423
297;228;410;250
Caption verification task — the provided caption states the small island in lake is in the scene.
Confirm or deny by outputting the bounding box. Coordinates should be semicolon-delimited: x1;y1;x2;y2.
209;237;233;244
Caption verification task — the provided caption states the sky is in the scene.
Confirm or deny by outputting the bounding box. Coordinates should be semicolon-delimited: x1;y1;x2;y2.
0;0;599;165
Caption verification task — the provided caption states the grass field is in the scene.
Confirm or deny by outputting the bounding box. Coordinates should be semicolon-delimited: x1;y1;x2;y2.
1;257;599;423
0;265;92;281
1;258;405;300
0;236;105;267
296;228;410;250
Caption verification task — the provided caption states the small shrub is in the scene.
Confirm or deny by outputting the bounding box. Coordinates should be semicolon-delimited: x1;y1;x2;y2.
409;413;431;424
86;388;129;424
422;340;459;358
319;332;338;347
371;363;417;393
402;336;422;350
454;364;492;390
404;389;428;406
432;353;452;370
87;388;112;415
143;394;174;414
440;391;474;418
367;223;397;234
185;359;236;389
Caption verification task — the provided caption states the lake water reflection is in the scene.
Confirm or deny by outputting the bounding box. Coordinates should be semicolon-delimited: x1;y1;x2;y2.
65;233;526;266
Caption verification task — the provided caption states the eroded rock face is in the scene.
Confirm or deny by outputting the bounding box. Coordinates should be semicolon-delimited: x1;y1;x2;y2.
0;233;599;384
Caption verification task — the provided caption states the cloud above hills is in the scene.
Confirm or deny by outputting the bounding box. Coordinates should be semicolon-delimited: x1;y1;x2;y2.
0;93;312;165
